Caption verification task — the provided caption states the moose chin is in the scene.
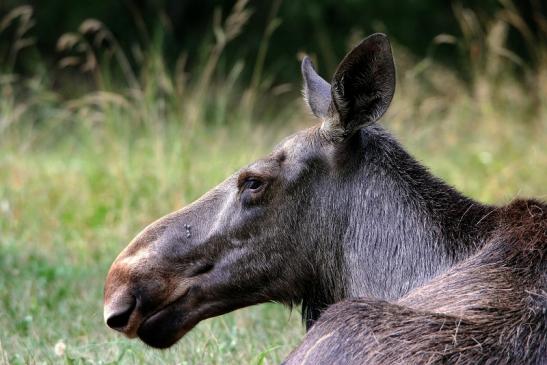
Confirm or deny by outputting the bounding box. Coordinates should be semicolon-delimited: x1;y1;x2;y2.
104;33;546;364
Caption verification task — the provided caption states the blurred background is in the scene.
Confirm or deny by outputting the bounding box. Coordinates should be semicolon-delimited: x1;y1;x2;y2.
0;0;545;364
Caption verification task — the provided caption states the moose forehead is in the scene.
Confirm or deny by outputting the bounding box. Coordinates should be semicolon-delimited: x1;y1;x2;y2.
245;126;324;174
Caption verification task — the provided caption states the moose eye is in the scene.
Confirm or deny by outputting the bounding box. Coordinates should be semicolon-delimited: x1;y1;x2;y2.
242;178;263;191
238;175;268;206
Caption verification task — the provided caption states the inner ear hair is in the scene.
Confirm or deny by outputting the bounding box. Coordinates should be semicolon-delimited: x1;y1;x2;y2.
327;33;396;140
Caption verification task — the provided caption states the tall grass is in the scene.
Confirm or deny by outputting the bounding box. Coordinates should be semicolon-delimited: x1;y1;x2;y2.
0;2;546;364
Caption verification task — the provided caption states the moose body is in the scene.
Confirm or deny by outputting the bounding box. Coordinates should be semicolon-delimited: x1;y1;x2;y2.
104;34;546;363
284;198;546;364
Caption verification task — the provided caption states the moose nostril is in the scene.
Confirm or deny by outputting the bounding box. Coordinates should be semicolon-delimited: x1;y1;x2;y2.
106;296;137;330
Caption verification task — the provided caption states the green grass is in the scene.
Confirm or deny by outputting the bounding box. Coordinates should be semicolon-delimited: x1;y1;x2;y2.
0;117;306;364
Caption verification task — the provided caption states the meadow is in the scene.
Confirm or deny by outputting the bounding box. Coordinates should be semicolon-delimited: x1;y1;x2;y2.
0;3;546;364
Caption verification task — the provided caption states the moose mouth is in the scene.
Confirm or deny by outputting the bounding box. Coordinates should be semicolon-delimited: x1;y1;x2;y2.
135;284;257;349
134;265;219;348
136;293;200;349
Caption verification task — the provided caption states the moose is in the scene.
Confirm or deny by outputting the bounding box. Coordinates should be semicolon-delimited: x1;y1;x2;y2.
104;34;546;364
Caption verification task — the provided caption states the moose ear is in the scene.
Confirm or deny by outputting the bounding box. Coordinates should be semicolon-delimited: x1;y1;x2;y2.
324;33;396;140
301;56;332;120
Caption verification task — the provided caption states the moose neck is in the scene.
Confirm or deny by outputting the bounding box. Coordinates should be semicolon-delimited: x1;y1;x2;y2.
302;124;497;328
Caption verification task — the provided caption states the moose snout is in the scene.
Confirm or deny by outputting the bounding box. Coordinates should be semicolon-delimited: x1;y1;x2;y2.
103;209;218;345
104;253;147;338
103;286;143;337
103;228;196;339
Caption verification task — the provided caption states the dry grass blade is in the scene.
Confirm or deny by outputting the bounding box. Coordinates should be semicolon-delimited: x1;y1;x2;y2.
58;56;82;68
64;91;130;111
224;0;252;42
56;33;80;51
79;19;103;34
433;34;458;45
1;5;35;69
56;19;139;90
193;0;252;120
0;5;33;32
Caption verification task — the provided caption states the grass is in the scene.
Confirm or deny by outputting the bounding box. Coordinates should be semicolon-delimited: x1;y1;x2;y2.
0;115;305;364
0;2;546;364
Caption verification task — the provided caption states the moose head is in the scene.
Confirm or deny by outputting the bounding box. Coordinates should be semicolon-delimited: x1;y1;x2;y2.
104;33;397;348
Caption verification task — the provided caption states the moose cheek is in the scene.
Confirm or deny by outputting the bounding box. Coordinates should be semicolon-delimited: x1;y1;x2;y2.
240;189;265;207
240;191;253;206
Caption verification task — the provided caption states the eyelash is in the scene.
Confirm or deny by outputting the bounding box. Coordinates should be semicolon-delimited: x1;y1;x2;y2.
242;178;263;191
238;175;267;205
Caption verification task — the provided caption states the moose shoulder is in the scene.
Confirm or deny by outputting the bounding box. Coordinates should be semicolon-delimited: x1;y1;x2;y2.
103;34;546;363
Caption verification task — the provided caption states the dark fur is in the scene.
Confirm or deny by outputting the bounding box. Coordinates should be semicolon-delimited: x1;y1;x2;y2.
299;125;500;329
104;34;546;362
285;200;546;364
